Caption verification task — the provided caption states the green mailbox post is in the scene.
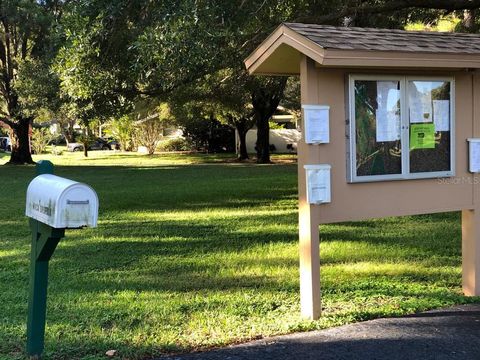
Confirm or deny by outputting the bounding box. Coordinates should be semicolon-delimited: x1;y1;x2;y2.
25;161;99;358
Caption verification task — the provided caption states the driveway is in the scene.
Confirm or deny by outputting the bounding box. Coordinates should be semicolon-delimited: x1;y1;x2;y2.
160;304;480;360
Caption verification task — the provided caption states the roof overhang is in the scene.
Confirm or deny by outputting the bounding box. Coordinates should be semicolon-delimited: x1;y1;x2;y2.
244;24;480;75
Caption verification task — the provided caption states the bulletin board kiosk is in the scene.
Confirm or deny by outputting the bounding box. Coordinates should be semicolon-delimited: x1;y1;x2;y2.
245;23;480;319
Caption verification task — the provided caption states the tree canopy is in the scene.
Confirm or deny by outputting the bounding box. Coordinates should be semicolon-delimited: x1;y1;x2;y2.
4;0;480;163
0;0;65;163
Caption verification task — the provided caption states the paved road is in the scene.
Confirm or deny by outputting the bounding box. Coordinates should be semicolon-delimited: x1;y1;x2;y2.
159;304;480;360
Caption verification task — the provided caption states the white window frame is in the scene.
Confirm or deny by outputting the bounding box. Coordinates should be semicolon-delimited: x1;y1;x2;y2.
348;74;455;183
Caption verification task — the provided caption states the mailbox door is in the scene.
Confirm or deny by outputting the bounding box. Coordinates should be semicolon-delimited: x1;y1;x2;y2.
58;185;98;228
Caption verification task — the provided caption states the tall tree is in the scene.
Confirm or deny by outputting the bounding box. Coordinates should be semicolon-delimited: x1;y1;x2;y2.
170;69;258;160
0;0;66;164
53;0;480;163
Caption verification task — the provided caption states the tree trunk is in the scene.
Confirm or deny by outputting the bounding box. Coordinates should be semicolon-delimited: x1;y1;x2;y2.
237;127;249;161
207;114;215;153
82;127;89;157
256;116;270;163
251;78;288;164
8;117;34;164
232;115;253;161
234;116;253;161
63;121;76;143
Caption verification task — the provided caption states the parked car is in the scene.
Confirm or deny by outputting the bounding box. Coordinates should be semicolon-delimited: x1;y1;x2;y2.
49;134;67;146
67;142;83;152
67;137;117;152
0;137;11;152
105;137;121;150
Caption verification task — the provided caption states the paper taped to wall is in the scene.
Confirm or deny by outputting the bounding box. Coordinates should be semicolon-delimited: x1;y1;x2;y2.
468;139;480;173
376;109;401;142
410;123;435;150
433;100;450;132
376;81;400;142
409;82;433;123
304;106;329;144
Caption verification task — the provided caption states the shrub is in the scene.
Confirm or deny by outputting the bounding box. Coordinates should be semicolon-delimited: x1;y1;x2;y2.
31;128;54;154
134;119;166;155
50;145;63;156
157;137;192;152
109;115;135;151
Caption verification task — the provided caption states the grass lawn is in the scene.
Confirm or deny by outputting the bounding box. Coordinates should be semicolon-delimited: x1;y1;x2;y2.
0;151;477;359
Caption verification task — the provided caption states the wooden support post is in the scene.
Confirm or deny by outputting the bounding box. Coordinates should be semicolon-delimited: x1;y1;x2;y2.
298;56;321;319
462;209;480;295
299;202;321;319
464;72;480;296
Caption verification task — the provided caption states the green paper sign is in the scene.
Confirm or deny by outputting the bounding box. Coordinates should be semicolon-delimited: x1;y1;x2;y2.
410;123;435;150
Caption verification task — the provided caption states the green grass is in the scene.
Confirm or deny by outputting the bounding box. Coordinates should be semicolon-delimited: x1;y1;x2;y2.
0;151;477;359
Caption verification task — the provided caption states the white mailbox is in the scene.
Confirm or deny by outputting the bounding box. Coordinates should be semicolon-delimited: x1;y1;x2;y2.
26;174;98;229
304;164;331;204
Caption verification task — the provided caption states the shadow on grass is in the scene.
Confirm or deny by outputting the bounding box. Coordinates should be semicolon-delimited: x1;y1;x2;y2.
68;152;234;160
0;163;298;218
43;211;461;294
0;161;473;359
